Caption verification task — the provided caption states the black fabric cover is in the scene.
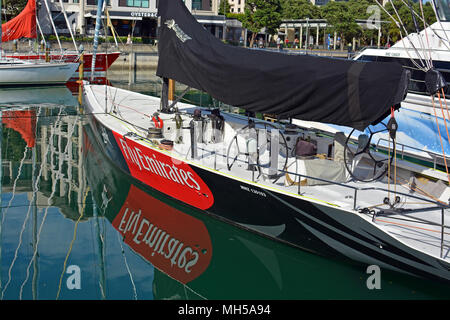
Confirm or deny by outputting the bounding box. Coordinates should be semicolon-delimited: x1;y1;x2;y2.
156;0;408;131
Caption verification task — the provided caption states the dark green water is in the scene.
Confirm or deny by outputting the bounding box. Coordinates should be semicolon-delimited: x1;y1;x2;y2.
0;81;449;300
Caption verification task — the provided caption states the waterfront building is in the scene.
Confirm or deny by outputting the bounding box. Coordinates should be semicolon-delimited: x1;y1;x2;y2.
2;110;89;222
40;0;228;41
229;0;245;13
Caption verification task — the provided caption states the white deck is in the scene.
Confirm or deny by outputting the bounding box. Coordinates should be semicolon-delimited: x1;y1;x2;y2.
86;84;450;263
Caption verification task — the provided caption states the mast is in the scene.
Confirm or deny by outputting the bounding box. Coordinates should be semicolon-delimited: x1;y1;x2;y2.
58;0;77;51
91;0;104;81
0;0;2;59
42;0;62;54
92;195;106;299
0;109;2;295
31;146;39;300
36;13;47;50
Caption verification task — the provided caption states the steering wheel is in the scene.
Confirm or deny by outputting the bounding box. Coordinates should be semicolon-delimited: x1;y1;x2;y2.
343;124;395;183
226;121;289;180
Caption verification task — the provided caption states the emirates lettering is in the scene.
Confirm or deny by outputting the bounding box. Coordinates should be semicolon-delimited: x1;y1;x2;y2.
119;138;200;190
118;207;200;274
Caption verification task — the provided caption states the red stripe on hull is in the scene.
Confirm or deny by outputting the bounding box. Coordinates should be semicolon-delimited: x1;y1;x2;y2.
112;131;215;210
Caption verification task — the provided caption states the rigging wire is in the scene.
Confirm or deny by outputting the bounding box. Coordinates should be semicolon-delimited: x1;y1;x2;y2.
0;108;41;299
430;0;450;46
116;231;138;300
418;0;434;66
19;114;79;299
405;0;432;70
1;108;64;300
0;147;29;226
55;185;90;300
375;0;430;71
42;0;63;55
390;0;432;70
431;94;450;185
398;0;450;51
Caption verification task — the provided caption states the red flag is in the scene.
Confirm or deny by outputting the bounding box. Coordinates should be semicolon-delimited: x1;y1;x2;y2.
2;0;37;42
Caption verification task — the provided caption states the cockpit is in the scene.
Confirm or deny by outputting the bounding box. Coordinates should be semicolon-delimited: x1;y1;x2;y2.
435;0;450;22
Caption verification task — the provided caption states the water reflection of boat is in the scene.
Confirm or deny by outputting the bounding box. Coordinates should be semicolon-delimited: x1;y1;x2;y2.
83;119;450;299
2;0;120;73
0;86;78;107
3;109;36;147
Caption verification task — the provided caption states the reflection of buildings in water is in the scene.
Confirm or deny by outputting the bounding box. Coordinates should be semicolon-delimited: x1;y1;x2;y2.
39;110;90;221
2;109;90;222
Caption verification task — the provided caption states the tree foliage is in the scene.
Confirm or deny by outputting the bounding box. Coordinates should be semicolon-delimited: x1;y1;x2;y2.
218;0;231;15
2;0;28;17
382;0;437;43
243;0;282;46
280;0;321;20
321;1;361;45
254;0;440;47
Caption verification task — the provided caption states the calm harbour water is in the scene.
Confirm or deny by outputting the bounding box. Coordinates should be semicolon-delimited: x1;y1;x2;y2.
0;72;450;300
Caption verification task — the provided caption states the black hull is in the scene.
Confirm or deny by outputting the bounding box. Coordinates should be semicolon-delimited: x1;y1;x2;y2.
87;114;450;285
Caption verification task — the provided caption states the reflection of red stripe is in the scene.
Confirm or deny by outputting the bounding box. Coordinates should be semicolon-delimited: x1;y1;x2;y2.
112;185;213;284
4;52;120;72
112;131;214;210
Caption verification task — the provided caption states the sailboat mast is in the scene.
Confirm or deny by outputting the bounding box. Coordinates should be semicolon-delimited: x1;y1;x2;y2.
43;0;62;54
58;0;77;51
0;0;3;59
91;0;104;81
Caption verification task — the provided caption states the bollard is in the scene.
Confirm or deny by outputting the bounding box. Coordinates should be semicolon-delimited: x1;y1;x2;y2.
45;43;50;62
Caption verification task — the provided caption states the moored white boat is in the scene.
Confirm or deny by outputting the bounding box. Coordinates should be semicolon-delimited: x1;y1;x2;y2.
0;58;79;86
0;0;79;86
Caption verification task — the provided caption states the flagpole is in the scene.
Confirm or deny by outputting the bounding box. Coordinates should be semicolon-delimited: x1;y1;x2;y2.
43;0;62;54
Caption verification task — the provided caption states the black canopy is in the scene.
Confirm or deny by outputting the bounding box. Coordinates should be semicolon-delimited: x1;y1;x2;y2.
156;0;409;131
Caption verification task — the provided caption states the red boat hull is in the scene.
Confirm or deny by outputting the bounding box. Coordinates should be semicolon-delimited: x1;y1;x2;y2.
5;51;120;72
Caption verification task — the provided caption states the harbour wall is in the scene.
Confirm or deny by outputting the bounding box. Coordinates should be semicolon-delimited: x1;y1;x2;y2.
8;41;350;71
